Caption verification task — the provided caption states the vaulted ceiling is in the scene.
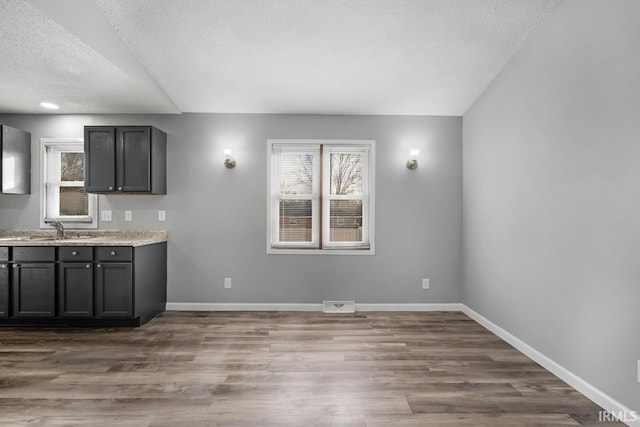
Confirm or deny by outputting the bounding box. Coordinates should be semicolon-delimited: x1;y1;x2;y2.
0;0;563;115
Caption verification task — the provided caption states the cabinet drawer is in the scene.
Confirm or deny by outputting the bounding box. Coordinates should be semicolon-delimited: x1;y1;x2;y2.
0;247;8;261
59;247;93;261
13;247;55;262
95;247;132;262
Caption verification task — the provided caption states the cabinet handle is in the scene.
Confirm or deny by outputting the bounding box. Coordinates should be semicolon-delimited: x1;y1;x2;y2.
108;186;113;191
72;251;78;256
86;264;91;269
97;264;102;268
110;251;116;256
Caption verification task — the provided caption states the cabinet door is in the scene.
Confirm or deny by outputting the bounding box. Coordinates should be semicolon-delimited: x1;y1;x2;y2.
1;125;31;194
85;127;116;192
59;263;93;318
118;127;151;192
95;262;133;317
0;263;9;317
12;263;55;317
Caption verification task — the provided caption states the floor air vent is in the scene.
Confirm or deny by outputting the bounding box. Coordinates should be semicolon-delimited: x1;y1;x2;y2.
323;301;356;314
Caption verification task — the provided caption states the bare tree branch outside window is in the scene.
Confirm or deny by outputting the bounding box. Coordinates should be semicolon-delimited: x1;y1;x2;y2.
331;153;362;195
60;153;85;182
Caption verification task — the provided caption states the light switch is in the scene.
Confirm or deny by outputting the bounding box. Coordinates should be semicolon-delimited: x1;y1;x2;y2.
158;210;166;221
124;210;133;221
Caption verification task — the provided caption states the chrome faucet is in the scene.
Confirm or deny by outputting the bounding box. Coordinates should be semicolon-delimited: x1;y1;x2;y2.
50;221;65;240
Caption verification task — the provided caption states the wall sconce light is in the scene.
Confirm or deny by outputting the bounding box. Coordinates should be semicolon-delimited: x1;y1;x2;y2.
406;149;419;170
223;148;236;169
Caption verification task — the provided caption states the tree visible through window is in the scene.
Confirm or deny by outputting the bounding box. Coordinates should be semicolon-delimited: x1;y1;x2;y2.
59;152;88;216
269;140;374;252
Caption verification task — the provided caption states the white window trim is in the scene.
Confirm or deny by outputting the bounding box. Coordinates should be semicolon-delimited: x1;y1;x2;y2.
322;145;371;249
40;137;98;229
270;144;321;249
267;139;375;255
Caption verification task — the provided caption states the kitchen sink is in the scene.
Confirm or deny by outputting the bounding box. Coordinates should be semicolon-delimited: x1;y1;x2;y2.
60;236;103;242
0;236;58;241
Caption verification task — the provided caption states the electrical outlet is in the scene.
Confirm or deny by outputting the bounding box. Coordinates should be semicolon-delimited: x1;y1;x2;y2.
158;210;166;221
124;210;133;221
224;278;232;289
101;210;112;222
422;278;430;289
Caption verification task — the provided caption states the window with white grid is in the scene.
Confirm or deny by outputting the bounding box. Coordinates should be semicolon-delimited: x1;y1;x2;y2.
268;140;374;254
41;138;97;228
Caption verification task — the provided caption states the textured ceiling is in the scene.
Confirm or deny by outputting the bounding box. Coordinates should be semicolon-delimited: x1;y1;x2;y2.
0;0;563;115
0;0;178;114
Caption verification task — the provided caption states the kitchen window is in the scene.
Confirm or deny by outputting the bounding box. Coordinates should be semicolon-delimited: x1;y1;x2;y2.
268;140;375;254
40;138;97;228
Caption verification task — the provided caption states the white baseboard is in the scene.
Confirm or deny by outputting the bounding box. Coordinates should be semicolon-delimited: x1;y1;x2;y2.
461;305;639;426
356;303;463;311
166;302;462;312
166;303;322;311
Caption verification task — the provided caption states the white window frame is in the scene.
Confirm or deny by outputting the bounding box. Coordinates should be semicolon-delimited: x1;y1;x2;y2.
270;144;321;249
322;145;371;250
40;138;98;229
267;139;375;255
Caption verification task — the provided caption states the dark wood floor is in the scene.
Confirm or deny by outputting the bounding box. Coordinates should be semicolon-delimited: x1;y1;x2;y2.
0;311;618;426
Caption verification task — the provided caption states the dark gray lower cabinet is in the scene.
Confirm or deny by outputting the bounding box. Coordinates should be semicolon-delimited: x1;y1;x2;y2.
12;263;56;317
0;242;166;327
95;262;132;317
0;263;8;317
58;262;94;318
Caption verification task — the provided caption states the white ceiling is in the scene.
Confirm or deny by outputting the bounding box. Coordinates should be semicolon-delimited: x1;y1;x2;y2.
0;0;563;116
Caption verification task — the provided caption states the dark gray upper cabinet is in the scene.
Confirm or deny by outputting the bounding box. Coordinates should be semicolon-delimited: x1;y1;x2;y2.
84;126;166;194
84;127;115;192
0;124;31;194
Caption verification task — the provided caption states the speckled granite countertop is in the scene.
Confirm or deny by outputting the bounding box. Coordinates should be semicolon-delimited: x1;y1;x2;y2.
0;230;167;247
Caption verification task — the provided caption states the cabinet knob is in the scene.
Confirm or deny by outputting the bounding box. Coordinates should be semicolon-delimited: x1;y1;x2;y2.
108;186;113;191
110;251;116;256
13;264;19;268
0;264;6;269
118;187;123;191
97;264;102;268
86;264;91;269
72;251;78;256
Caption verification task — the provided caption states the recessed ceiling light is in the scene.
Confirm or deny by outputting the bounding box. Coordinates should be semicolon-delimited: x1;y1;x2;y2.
40;102;59;110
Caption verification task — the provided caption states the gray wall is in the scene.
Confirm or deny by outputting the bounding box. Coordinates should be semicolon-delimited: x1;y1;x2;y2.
463;0;640;411
0;113;462;304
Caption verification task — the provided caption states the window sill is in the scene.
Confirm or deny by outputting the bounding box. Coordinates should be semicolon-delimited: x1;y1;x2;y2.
40;219;98;230
267;248;375;256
